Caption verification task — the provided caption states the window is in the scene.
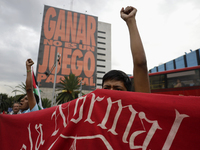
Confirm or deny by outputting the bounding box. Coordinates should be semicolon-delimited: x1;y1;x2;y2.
149;75;165;90
167;69;200;88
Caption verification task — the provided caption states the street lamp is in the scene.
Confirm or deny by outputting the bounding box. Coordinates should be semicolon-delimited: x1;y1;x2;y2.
52;53;61;107
44;52;61;107
79;80;83;97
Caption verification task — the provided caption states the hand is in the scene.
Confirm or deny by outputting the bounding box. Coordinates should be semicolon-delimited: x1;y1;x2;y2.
120;6;137;22
26;58;34;70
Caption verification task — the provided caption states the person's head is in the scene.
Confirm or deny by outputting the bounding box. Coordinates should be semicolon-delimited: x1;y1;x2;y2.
102;70;131;91
19;93;39;111
12;103;20;114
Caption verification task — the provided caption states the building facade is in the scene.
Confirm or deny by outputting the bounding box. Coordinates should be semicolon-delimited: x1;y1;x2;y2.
96;21;111;88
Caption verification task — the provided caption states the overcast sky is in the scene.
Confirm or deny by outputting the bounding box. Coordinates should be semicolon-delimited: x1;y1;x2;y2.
1;0;200;96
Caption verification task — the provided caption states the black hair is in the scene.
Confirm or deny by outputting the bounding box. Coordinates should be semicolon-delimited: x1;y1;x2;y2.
34;93;39;104
102;70;132;91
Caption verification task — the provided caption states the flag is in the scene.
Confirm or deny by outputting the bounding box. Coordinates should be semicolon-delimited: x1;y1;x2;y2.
32;69;43;110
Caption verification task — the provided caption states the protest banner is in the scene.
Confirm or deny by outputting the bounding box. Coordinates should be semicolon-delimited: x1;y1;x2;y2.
1;89;200;149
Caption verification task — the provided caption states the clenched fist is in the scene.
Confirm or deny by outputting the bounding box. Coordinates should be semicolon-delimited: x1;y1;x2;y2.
120;6;137;22
26;58;34;70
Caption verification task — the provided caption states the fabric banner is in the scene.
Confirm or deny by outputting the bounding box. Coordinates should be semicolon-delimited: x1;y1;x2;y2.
0;89;200;150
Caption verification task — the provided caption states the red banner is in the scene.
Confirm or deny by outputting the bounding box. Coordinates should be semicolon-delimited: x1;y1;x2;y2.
1;89;200;149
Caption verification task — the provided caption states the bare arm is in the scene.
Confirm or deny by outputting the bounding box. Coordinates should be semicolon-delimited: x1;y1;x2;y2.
26;59;37;110
121;6;150;93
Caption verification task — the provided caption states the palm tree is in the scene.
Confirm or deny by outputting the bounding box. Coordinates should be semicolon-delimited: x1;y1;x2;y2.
41;98;51;108
12;82;26;95
12;82;26;102
56;74;82;104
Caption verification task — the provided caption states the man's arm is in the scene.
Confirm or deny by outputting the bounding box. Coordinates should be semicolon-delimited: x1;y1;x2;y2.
26;58;37;110
121;6;150;93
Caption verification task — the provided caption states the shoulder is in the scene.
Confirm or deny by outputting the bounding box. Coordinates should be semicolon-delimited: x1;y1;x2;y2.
22;109;30;113
30;103;39;112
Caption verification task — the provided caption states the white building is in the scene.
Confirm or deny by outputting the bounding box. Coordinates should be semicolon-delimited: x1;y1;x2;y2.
96;21;111;89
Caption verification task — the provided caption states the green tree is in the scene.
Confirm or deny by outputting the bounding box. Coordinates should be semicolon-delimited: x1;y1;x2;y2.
56;74;82;104
0;93;15;112
42;98;51;108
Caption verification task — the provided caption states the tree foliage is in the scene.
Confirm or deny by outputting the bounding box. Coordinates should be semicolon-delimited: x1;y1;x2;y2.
42;98;51;108
56;74;82;104
12;82;26;95
0;93;15;112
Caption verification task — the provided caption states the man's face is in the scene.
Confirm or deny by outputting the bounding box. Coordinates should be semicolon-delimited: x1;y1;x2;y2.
12;103;20;114
102;80;127;91
19;95;29;111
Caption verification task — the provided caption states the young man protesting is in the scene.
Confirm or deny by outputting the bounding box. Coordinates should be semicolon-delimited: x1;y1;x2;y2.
19;59;39;113
102;6;150;93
